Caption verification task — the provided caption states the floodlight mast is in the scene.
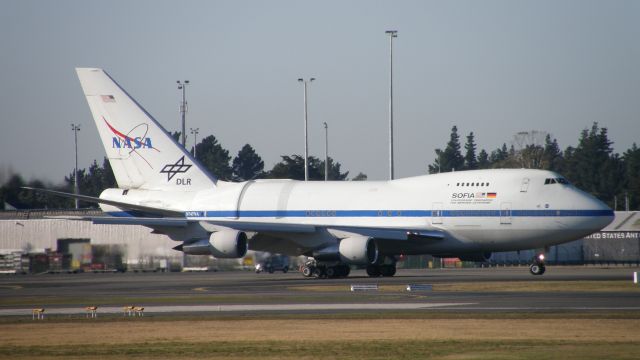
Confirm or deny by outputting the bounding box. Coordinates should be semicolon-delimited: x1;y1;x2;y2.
386;30;398;180
298;77;315;181
177;80;190;147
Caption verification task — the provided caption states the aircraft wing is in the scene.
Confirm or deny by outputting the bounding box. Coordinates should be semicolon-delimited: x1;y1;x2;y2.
24;187;445;241
203;219;444;241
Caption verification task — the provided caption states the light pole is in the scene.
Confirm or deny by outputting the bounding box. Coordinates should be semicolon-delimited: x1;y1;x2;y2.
177;80;190;147
298;77;315;181
190;127;199;158
71;123;81;209
323;122;328;181
386;30;398;180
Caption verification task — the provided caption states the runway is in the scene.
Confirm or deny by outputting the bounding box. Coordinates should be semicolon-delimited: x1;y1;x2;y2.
1;266;639;316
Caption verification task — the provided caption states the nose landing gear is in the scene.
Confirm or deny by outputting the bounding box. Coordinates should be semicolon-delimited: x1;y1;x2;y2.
529;253;546;275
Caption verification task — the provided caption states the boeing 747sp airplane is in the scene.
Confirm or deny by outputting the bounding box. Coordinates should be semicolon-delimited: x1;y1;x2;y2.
28;68;614;278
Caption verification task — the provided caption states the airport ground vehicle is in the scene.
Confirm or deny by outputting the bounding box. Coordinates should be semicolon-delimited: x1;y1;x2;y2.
255;256;290;274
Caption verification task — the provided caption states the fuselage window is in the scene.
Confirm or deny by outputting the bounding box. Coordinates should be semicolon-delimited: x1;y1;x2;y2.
466;183;470;186
486;183;490;186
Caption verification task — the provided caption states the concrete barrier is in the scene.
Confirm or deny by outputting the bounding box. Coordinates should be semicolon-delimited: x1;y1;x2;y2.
350;284;378;292
406;284;433;292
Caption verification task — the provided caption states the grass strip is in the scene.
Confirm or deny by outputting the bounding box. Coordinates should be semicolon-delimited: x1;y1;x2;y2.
2;340;640;360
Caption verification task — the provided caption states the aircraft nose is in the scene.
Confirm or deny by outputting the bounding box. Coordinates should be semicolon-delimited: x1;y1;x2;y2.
577;191;614;231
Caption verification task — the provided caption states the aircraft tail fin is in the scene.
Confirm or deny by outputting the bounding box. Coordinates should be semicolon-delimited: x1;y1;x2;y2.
76;68;217;191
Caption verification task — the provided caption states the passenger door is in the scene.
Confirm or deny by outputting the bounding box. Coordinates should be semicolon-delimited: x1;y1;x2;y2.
500;202;512;224
431;202;443;225
520;178;530;192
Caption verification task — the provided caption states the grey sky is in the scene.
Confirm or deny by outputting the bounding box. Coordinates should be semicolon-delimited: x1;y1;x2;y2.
1;0;638;183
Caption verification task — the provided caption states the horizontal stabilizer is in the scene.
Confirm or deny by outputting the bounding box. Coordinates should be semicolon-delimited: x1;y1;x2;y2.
22;187;183;217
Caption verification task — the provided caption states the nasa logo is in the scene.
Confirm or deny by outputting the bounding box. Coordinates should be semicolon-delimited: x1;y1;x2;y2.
103;117;155;150
112;137;153;149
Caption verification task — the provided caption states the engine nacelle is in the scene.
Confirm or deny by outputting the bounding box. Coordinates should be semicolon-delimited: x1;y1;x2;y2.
179;230;248;258
338;236;378;265
208;230;248;258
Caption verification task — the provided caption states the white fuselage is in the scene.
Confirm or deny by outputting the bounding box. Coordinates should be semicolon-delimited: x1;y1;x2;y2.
103;168;613;257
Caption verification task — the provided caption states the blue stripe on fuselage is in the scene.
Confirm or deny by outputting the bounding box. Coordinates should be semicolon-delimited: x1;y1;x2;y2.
177;209;614;218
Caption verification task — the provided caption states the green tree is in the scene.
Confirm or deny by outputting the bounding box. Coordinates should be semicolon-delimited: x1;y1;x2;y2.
195;135;232;180
562;123;623;206
622;143;640;210
477;149;490;169
321;157;349;181
428;126;464;173
268;155;348;181
489;143;509;164
352;172;368;181
232;144;265;181
464;132;478;170
542;134;563;171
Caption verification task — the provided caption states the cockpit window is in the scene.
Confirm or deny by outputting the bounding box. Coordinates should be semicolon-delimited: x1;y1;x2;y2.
544;177;570;185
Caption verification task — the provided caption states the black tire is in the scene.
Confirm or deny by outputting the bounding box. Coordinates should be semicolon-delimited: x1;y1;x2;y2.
381;265;397;277
529;263;545;275
326;267;336;278
268;267;274;274
366;265;381;277
302;266;313;277
282;266;288;273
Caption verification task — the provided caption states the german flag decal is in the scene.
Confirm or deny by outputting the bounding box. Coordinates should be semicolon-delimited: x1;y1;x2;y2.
487;192;497;198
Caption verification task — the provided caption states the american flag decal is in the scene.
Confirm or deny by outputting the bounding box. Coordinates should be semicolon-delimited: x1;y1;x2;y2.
101;95;115;102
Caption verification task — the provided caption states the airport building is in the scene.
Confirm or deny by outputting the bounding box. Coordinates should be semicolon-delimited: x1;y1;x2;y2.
0;210;638;273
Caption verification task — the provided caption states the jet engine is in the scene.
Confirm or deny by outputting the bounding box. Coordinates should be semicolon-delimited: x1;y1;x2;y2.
312;236;378;265
178;230;248;258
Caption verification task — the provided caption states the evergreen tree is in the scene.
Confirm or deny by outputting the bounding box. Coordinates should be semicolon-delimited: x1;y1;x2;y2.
562;123;622;206
427;149;443;174
489;143;509;164
321;157;349;181
268;155;306;180
542;134;563;171
352;172;368;181
268;155;348;181
195;135;232;180
622;143;640;210
232;144;265;181
464;132;478;170
428;126;464;173
477;149;490;169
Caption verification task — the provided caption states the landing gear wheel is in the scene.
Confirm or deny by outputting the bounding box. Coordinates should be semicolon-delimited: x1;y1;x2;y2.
529;263;546;275
283;266;289;273
315;267;327;279
380;264;397;277
302;266;314;277
326;267;336;278
366;265;381;277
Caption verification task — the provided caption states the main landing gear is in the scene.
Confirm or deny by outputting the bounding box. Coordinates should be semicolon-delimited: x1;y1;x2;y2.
529;253;546;275
301;260;350;279
300;257;398;278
